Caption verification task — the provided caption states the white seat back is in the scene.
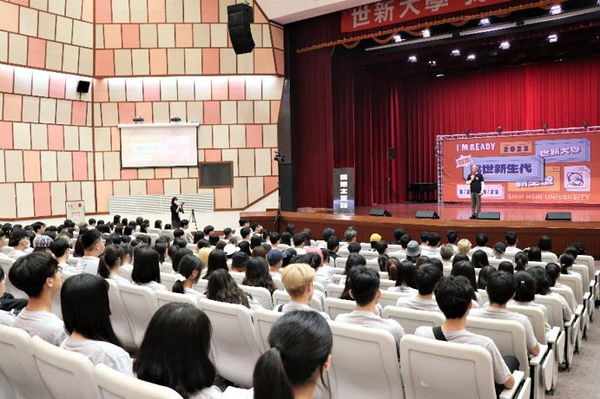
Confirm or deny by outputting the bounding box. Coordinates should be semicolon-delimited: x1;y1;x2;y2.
572;265;590;290
478;289;489;306
528;261;546;268
379;290;404;308
160;230;175;240
550;287;577;311
272;276;284;290
239;285;273;310
198;299;262;387
106;280;136;349
534;295;563;328
328;321;404;399
1;246;14;255
0;326;53;399
95;364;183;399
324;297;355;320
466;316;529;376
159;273;182;291
541;252;558;264
335;257;348;268
193;279;208;293
0;258;27;299
575;255;595;282
118;284;158;347
146;228;161;235
506;304;547;344
380;279;396;288
366;258;380;271
382;306;444;335
326;283;345;298
229;271;245;284
31;336;100;399
401;334;498;399
558;274;583;305
253;308;284;352
155;290;199;308
118;266;132;281
272;290;323;311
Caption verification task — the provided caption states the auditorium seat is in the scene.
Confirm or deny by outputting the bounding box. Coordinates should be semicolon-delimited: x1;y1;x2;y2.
31;336;100;399
328;321;404;399
313;281;326;292
145;228;161;236
326;283;345;298
400;335;531;399
379;279;396;289
229;271;245;285
238;285;273;310
324;297;355;319
193;279;208;292
1;246;14;255
0;258;27;299
160;230;175;240
0;326;53;399
272;289;324;311
95;364;183;399
118;284;159;347
334;257;348;268
155;290;199;309
379;290;408;308
535;294;574;367
541;252;558;264
382;306;444;335
118;265;133;281
159;273;182;291
252;308;283;353
105;280;136;350
197;299;262;387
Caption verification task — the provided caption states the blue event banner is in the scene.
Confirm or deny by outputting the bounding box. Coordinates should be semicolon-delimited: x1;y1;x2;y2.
535;138;590;163
463;155;545;182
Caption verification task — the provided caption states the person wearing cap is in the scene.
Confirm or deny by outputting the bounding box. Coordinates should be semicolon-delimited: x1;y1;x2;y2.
404;240;421;263
267;249;286;278
493;242;507;260
33;235;53;254
315;228;335;249
8;230;31;260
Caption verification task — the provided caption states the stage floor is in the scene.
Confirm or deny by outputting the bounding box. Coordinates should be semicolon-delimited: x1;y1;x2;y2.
353;203;600;222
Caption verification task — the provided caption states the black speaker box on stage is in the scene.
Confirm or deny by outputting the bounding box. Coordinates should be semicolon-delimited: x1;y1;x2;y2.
227;4;255;54
76;80;90;93
546;212;572;221
415;211;439;219
369;209;392;217
477;212;501;220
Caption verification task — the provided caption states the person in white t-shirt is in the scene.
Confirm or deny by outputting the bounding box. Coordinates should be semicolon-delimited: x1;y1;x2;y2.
132;247;167;291
336;267;404;349
267;249;285;279
471;233;494;257
531;265;573;322
280;263;329;319
420;232;441;257
9;252;67;345
469;270;540;356
0;267;17;326
60;273;133;375
98;244;130;285
49;238;71;271
292;234;307;255
439;244;454;273
78;229;105;275
172;254;205;299
8;229;31;260
396;264;442;312
134;303;227;398
504;231;521;256
414;276;516;395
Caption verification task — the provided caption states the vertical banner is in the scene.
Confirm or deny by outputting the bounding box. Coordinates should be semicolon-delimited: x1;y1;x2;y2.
65;201;86;223
333;168;355;214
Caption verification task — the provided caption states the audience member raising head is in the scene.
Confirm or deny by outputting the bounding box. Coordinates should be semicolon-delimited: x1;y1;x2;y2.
206;269;251;308
134;303;221;398
253;311;332;399
49;238;70;269
78;229;106;275
61;274;132;375
132;247;166;291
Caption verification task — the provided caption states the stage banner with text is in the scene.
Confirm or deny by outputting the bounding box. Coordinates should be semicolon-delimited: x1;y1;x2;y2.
439;131;600;204
333;168;355;214
341;0;514;33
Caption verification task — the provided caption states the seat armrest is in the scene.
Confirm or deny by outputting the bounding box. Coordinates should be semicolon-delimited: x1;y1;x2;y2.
583;292;591;301
575;304;584;316
528;344;548;366
545;326;561;345
564;314;575;328
500;370;525;399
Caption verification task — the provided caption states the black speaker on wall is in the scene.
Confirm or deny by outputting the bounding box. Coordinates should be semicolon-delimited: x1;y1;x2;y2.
546;212;571;221
415;210;439;219
369;208;392;217
477;212;501;220
227;4;255;55
76;80;90;93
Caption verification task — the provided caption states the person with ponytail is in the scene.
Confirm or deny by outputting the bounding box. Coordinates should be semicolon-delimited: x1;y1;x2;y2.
252;311;332;399
510;271;550;331
97;244;129;284
559;253;575;275
514;251;528;271
172;255;204;299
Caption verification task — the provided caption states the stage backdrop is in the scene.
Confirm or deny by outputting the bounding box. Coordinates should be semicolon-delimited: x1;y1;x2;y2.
439;129;600;204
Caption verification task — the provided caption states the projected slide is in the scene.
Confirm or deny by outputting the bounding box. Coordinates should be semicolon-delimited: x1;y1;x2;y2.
119;123;199;168
439;131;600;204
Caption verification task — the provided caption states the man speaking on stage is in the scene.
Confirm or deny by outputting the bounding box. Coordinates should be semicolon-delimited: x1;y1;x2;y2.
467;165;485;219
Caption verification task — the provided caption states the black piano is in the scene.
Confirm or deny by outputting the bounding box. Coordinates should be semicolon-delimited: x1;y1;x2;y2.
409;183;437;203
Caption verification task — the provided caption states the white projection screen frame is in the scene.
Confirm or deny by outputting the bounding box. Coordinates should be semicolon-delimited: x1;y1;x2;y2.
118;123;199;168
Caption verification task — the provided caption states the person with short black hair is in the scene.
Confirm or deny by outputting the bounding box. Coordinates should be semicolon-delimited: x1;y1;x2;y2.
292;234;306;255
396;264;442;311
498;261;515;274
88;218;97;228
231;251;249;273
347;242;361;254
8;229;31;259
472;233;493;257
446;230;458;252
49;238;70;270
132;247;166;291
60;274;132;375
77;229;105;275
336;267;405;348
0;267;25;326
269;232;281;248
10;252;66;345
414;276;516;393
538;235;557;262
31;221;46;237
526;247;542;262
134;303;224;398
504;232;521;256
419;231;429;249
240;227;252;241
421;232;441;257
470;271;540;356
326;236;340;260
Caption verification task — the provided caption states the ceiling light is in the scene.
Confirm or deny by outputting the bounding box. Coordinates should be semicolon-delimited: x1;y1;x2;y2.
422;29;431;38
499;41;511;50
467;54;476;61
479;18;491;26
451;49;461;56
393;34;403;43
549;4;562;15
408;55;417;63
428;60;437;66
547;34;558;43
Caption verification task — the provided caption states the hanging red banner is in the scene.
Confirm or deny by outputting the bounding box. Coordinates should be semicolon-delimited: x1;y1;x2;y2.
341;0;515;33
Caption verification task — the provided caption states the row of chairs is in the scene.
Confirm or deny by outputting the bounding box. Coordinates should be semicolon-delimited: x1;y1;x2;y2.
0;325;183;399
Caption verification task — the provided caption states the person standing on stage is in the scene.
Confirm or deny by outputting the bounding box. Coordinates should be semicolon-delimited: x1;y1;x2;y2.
170;197;185;228
467;165;485;219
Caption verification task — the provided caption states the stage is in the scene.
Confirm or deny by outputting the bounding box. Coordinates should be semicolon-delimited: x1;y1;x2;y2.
241;203;600;258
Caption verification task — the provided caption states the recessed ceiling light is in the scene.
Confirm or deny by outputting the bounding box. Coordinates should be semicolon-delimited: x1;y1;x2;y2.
467;54;476;61
499;41;511;50
422;29;431;38
451;49;461;56
547;34;558;43
408;55;417;63
479;18;491;26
